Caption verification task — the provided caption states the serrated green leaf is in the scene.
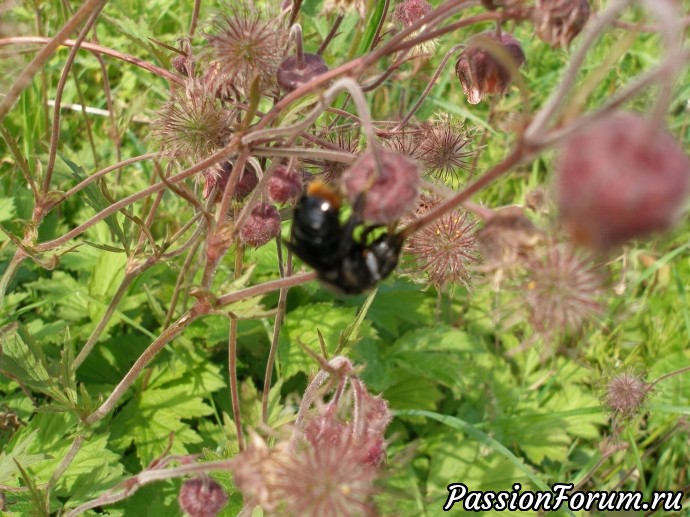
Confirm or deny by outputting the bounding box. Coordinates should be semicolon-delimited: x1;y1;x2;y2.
0;430;50;485
0;197;16;222
279;302;358;379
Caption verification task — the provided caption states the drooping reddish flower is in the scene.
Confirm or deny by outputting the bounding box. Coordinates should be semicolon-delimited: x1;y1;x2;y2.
455;31;525;104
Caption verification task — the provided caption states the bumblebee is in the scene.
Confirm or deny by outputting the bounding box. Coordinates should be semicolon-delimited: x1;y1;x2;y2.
289;181;404;294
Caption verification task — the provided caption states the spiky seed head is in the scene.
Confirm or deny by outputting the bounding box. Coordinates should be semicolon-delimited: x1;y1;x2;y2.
152;80;233;164
404;196;479;288
602;369;650;419
533;0;590;48
418;115;474;183
381;126;425;163
522;243;603;335
206;3;288;96
455;31;525;105
178;477;228;517
239;203;281;248
342;149;421;224
476;206;544;271
556;112;690;251
316;127;361;185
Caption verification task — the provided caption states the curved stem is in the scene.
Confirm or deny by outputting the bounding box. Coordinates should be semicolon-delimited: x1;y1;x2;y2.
75;272;136;368
216;272;316;307
0;249;27;309
317;14;343;55
43;4;104;194
393;43;465;132
228;248;246;451
189;0;201;37
262;241;292;425
0;0;108;121
400;144;526;238
84;307;200;425
0;37;184;86
289;23;305;67
35;142;238;253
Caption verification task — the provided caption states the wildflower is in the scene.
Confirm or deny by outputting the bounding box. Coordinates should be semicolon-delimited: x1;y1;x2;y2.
557;112;690;251
404;196;479;288
268;163;303;203
342;148;421;224
418;115;474;183
602;369;650;419
522;243;603;335
239;203;282;247
152;80;233;164
455;31;525;104
533;0;590;48
178;477;228;517
230;358;391;517
206;3;288;95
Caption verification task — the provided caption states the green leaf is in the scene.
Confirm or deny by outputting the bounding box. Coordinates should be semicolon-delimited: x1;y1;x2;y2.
279;302;358;379
399;409;576;517
386;326;484;392
0;430;50;485
0;197;16;222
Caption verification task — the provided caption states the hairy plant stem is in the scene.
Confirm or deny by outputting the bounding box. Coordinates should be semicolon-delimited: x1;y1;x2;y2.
261;241;292;425
0;37;184;86
64;459;236;517
228;248;246;451
43;5;104;196
0;0;108;121
47;435;84;495
0;249;27;309
164;240;202;328
189;0;202;36
75;272;136;368
400;144;527;239
317;14;343;55
35;141;239;253
392;44;465;132
84;272;317;425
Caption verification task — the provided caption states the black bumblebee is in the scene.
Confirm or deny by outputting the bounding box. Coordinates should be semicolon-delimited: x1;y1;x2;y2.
289;181;404;294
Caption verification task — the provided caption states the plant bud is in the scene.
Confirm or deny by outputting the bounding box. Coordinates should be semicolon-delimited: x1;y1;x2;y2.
268;164;303;203
178;477;227;517
239;203;281;247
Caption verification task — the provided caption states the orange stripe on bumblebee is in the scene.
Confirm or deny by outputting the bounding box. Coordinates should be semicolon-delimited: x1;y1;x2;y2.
306;180;341;209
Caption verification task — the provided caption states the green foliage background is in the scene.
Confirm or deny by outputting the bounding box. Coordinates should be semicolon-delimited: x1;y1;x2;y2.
1;0;690;515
